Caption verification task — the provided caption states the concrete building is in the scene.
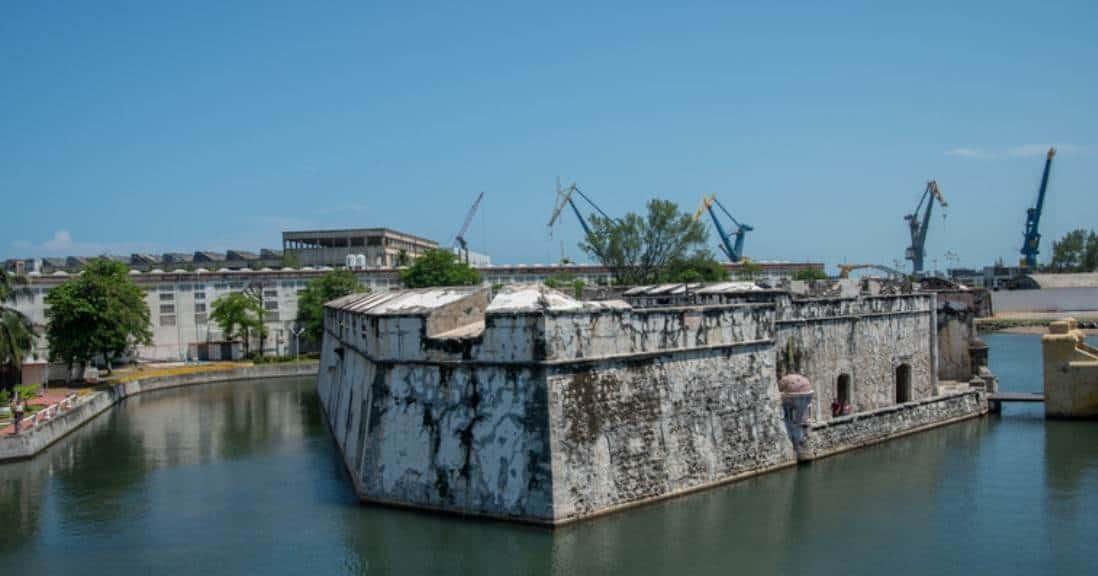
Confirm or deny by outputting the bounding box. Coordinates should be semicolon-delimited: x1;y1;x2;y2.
282;228;437;268
317;282;989;525
7;258;824;366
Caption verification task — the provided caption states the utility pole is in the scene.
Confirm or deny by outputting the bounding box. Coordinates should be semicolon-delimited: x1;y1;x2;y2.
290;325;305;361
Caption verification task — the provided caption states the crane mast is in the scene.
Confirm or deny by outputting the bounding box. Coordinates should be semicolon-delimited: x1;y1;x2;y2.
903;180;947;276
452;191;484;263
693;194;752;262
548;179;613;238
1020;147;1056;269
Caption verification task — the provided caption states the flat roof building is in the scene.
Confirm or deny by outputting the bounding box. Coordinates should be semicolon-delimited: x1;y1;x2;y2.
282;228;437;268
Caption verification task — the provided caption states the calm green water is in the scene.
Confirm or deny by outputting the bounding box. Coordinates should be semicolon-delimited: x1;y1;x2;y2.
2;333;1097;575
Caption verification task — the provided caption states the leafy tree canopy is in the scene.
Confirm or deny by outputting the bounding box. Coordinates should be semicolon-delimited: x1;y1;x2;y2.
1048;228;1098;273
1;269;35;371
792;268;829;281
44;258;152;374
580;199;709;285
736;259;764;280
210;292;266;356
659;250;729;283
400;249;481;288
295;270;366;344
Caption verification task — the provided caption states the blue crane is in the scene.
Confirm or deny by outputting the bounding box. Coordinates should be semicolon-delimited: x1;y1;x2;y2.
904;180;947;276
693;194;752;262
1020;147;1056;269
451;191;484;263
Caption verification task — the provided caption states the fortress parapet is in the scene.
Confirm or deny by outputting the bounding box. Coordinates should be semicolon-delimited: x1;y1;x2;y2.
317;284;986;524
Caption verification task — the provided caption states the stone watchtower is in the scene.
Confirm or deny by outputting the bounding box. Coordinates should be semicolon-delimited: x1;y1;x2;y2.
1043;318;1098;419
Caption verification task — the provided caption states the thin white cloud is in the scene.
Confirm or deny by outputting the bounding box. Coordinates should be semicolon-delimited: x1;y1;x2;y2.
947;144;1084;159
945;147;995;159
9;229;160;258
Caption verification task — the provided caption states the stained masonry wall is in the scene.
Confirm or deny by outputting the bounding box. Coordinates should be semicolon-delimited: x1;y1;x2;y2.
796;390;986;460
317;289;976;525
318;300;798;523
546;343;795;521
775;294;937;421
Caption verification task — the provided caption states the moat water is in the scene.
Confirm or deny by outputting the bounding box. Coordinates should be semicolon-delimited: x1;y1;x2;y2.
2;333;1097;575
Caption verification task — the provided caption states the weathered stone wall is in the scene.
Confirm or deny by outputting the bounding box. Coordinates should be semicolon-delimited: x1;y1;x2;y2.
1043;319;1098;419
317;291;796;524
546;342;795;522
935;290;985;382
774;294;937;421
318;287;976;525
795;390;986;460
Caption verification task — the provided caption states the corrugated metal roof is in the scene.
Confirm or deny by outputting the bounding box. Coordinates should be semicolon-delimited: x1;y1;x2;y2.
325;287;482;314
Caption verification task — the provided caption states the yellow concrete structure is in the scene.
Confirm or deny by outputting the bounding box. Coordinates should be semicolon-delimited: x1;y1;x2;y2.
1043;318;1098;419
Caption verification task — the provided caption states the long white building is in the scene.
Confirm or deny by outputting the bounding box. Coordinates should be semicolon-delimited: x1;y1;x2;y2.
11;261;822;363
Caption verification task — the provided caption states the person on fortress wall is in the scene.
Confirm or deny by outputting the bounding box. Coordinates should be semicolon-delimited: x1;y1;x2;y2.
842;402;852;416
831;399;842;417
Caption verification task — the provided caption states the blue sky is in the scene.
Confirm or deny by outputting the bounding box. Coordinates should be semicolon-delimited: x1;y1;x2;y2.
2;1;1095;272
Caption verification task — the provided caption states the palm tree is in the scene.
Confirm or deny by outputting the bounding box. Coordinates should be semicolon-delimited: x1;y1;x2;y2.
0;269;35;386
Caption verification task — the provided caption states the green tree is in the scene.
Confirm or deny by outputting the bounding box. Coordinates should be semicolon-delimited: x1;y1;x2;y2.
736;259;764;280
544;273;587;299
400;249;481;288
210;292;266;357
295;270;366;345
1050;229;1088;272
580;199;709;285
659;250;729;283
1084;231;1098;272
0;269;35;384
44;259;152;378
793;268;829;281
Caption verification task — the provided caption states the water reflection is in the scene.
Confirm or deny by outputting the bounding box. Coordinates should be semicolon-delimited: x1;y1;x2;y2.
1;337;1097;575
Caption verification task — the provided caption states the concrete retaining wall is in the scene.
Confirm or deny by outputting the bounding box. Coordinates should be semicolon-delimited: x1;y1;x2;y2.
0;362;318;462
993;287;1098;314
795;390;987;461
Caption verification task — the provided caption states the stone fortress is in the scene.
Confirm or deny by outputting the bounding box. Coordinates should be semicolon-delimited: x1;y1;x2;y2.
317;282;992;525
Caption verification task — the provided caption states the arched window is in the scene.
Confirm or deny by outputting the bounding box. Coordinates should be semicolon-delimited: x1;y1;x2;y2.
895;364;912;404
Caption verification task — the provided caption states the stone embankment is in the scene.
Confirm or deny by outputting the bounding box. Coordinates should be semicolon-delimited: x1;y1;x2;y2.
0;362;318;462
795;390;987;460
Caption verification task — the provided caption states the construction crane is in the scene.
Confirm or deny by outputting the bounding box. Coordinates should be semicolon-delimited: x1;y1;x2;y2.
903;180;947;276
547;178;614;237
451;191;484;263
1020;147;1056;269
693;194;753;262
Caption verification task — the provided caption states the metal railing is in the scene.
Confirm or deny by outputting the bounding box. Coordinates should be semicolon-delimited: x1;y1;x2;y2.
10;393;81;435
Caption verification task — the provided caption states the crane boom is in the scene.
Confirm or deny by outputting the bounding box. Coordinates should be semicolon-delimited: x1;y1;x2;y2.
694;194;752;262
1020;147;1056;268
904;180;946;276
452;191;485;262
548;179;613;234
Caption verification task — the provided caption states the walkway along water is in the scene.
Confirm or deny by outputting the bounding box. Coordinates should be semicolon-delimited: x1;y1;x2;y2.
0;362;319;463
